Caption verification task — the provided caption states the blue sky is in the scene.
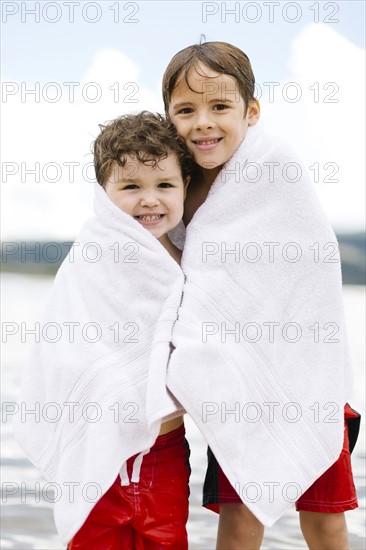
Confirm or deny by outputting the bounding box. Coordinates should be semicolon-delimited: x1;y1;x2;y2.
1;1;365;238
3;1;365;85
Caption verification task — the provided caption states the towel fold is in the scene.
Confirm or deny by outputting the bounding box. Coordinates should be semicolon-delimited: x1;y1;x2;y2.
165;123;353;526
14;182;184;543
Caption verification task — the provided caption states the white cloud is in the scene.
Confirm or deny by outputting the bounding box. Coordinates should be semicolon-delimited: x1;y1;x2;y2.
2;30;365;241
260;23;365;233
2;49;163;240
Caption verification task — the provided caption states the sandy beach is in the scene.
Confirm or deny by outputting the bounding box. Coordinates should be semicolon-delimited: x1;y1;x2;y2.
1;274;365;549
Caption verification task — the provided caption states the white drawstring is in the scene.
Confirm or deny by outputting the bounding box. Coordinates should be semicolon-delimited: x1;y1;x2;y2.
119;448;151;486
131;449;150;482
119;461;129;486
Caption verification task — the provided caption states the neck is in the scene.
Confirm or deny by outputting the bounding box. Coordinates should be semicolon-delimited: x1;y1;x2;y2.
201;165;221;188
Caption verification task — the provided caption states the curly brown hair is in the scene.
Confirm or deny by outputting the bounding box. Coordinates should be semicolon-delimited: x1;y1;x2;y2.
162;41;256;114
93;111;195;186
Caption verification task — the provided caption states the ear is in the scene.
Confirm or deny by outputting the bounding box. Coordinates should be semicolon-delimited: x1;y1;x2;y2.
183;175;191;199
246;100;260;126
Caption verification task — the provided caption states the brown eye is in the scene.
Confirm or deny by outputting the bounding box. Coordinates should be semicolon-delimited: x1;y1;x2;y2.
213;104;227;111
159;183;174;188
122;184;138;190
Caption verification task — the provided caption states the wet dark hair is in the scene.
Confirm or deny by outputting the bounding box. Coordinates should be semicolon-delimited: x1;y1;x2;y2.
162;41;256;113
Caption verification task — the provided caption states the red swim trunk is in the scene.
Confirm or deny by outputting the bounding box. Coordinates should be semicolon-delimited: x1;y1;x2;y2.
68;425;191;549
203;404;359;515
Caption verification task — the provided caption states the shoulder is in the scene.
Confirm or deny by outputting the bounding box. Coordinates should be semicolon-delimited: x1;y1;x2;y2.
249;123;298;155
239;124;304;172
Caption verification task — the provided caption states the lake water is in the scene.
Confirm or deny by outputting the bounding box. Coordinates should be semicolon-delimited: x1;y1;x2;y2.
1;273;365;549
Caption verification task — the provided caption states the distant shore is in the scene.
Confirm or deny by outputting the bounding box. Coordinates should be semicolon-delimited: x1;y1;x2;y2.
1;233;365;284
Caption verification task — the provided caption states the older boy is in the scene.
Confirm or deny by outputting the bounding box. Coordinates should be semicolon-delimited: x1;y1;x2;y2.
163;42;359;550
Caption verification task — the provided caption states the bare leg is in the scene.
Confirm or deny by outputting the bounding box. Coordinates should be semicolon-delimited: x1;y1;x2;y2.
299;511;349;550
216;503;264;550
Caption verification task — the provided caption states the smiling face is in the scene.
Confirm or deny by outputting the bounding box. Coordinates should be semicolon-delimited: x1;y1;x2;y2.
168;64;260;179
104;153;189;242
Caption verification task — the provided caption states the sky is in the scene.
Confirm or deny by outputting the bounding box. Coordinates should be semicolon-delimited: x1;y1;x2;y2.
1;0;365;239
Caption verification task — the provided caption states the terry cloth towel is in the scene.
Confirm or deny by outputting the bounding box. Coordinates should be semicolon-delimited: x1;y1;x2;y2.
163;123;354;527
13;181;184;544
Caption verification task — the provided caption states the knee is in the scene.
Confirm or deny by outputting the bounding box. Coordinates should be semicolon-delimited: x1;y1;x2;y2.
220;504;263;532
217;505;264;550
301;511;348;541
316;514;347;538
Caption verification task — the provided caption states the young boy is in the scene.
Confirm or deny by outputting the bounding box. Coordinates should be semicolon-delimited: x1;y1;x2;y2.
15;112;193;550
94;111;191;264
67;112;192;549
162;42;359;550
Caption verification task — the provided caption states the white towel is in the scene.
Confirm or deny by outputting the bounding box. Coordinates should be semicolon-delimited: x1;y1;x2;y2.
164;123;353;526
13;182;184;544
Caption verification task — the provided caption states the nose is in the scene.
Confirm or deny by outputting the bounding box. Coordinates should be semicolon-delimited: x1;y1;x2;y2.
140;191;160;207
194;109;214;131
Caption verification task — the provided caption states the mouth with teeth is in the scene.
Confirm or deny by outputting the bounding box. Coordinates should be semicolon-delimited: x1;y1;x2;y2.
134;213;165;226
192;137;222;151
